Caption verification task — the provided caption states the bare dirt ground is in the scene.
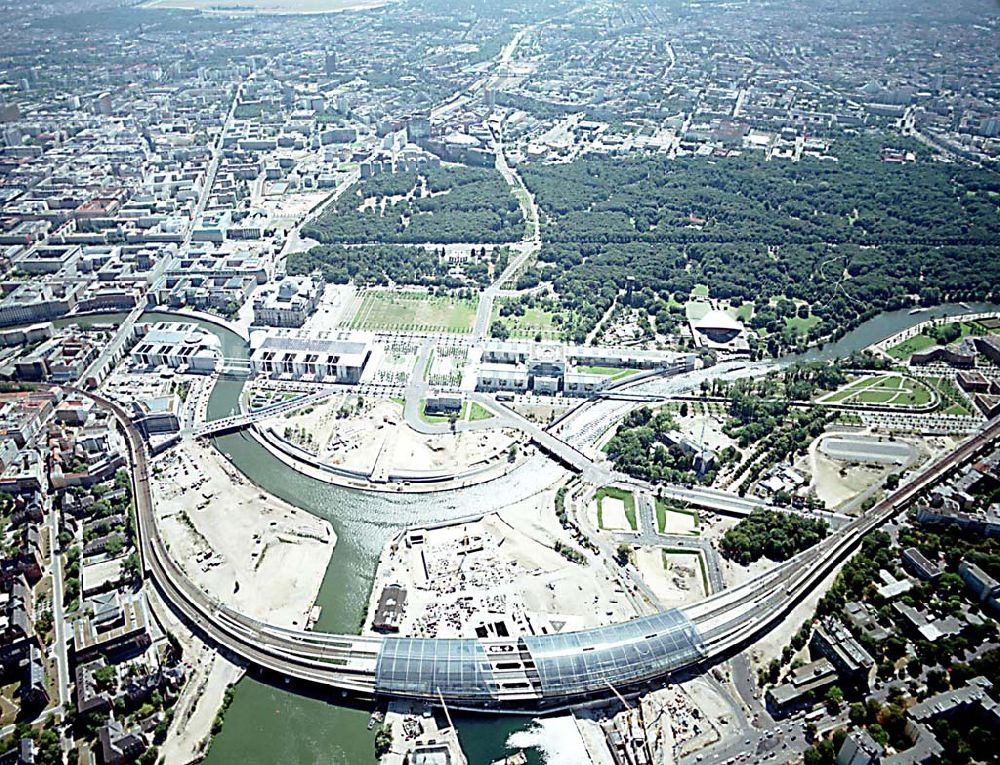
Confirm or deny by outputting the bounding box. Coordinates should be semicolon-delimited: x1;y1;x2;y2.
365;484;640;639
635;548;705;609
151;440;335;628
269;397;517;477
810;447;885;509
149;587;245;765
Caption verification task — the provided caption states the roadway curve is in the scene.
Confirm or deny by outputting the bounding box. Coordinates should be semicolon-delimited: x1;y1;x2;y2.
73;383;1000;709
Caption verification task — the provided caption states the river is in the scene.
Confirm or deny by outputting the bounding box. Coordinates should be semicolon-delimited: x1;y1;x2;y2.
49;303;999;764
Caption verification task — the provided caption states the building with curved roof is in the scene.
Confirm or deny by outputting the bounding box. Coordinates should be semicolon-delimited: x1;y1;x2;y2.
374;608;705;707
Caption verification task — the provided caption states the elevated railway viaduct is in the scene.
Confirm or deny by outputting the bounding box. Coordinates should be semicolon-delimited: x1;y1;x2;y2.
73;385;1000;711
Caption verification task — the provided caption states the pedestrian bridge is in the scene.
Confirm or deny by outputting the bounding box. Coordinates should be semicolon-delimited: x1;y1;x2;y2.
182;386;339;440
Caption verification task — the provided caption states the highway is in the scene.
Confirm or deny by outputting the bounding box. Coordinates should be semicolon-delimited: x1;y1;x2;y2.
65;377;1000;709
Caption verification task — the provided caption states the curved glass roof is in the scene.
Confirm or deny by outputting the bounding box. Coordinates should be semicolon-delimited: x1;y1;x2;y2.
523;609;705;697
374;637;498;700
375;609;704;703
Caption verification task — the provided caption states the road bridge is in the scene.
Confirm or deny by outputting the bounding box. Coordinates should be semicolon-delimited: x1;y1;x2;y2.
72;385;999;710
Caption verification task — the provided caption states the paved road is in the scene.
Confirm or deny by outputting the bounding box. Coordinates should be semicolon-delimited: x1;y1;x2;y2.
47;501;69;711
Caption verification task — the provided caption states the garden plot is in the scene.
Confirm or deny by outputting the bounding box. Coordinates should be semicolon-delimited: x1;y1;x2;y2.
817;374;933;408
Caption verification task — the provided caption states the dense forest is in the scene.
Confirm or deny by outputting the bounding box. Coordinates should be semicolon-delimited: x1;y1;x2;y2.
520;136;1000;345
604;406;732;484
720;509;829;564
302;165;524;245
288;243;503;289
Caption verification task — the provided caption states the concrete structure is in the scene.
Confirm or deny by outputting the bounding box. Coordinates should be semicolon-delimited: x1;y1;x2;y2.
690;310;750;354
958;560;1000;613
836;729;883;765
70;385;1000;710
810;617;876;689
252;274;323;328
476;341;694;396
249;332;372;383
130;322;221;374
130;396;182;438
901;547;942;581
765;658;838;717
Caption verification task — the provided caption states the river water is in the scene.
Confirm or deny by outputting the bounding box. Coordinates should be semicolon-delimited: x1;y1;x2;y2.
54;304;999;764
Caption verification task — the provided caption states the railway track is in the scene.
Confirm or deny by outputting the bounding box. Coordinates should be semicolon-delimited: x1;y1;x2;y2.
68;384;999;708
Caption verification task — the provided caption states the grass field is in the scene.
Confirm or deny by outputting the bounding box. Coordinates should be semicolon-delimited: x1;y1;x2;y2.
596;486;637;531
887;333;937;360
887;321;985;360
577;365;641;381
468;402;494;421
924;376;973;416
727;302;754;322
655;499;699;535
784;314;821;334
491;302;563;339
351;290;477;333
819;374;933;407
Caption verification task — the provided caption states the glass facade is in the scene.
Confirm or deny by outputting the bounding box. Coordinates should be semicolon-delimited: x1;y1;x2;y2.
374;637;498;700
524;609;704;697
374;609;704;703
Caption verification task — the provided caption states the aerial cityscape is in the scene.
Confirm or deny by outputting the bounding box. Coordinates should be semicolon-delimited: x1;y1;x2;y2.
0;0;999;764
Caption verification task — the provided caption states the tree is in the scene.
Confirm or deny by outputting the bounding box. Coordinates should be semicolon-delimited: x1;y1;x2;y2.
489;320;510;340
849;702;866;725
824;685;843;714
94;665;116;690
374;724;393;758
615;544;632;566
122;552;142;581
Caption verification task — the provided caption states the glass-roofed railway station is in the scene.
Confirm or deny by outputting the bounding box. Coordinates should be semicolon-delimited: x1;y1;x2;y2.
373;608;705;708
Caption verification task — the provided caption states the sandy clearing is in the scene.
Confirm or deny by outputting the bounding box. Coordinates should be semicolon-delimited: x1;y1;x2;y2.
600;496;630;531
365;485;641;640
151;440;335;627
660;507;698;535
810;448;884;510
269;397;517;476
147;587;245;765
635;548;705;609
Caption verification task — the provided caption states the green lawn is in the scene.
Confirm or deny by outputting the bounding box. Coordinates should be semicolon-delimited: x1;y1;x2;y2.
491;302;564;339
596;487;637;531
691;284;710;298
655;499;699;535
784;314;821;334
855;389;897;404
819;374;933;408
468;402;494;421
577;365;641;381
887;333;937;360
924;376;973;416
727;302;754;322
351;290;477;333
